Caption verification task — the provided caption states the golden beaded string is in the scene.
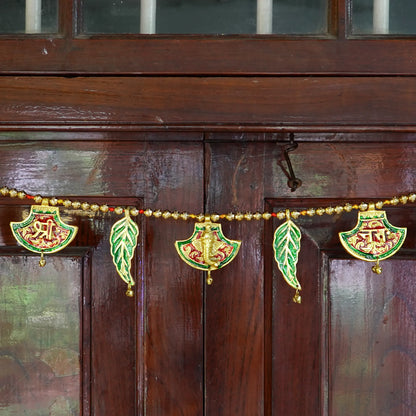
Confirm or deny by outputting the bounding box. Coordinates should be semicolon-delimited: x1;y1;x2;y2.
1;186;415;221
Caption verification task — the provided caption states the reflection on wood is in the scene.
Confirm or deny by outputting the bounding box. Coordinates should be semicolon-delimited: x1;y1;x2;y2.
0;256;81;414
330;259;416;415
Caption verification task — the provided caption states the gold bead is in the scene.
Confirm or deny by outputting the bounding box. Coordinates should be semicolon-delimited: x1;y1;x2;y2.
344;203;353;212
372;264;382;274
162;211;171;219
235;213;244;221
334;206;343;214
153;210;162;218
63;199;71;207
49;197;58;206
293;290;301;304
99;204;109;213
128;207;137;216
126;288;134;297
17;191;26;199
400;196;408;204
375;201;384;209
180;212;189;220
291;211;301;219
244;213;253;220
115;207;124;215
262;213;272;220
316;208;325;216
307;208;316;216
211;214;220;222
90;204;100;212
226;213;235;221
9;189;18;197
359;203;368;211
0;187;9;196
171;211;180;220
144;209;153;217
276;211;286;220
409;193;416;202
390;197;399;205
325;207;334;215
81;202;90;210
253;212;262;220
196;214;205;222
34;195;43;203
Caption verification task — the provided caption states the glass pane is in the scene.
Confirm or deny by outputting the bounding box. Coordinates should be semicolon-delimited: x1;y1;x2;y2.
156;0;256;34
0;256;81;415
82;0;141;34
81;0;328;35
0;0;58;34
272;0;328;35
352;0;416;35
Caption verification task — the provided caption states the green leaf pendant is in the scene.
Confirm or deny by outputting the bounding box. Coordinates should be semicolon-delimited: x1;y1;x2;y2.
110;210;139;297
273;212;302;303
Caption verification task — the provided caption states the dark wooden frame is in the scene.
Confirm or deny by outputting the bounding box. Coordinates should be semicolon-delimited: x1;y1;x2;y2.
0;0;415;75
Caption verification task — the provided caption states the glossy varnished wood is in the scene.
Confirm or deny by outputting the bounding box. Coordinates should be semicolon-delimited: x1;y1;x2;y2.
0;77;416;130
1;38;416;75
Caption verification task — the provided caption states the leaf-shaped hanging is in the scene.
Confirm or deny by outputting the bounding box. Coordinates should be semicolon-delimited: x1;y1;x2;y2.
273;216;302;291
110;211;139;296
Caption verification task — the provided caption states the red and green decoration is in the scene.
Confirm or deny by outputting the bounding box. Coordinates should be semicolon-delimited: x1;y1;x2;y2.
339;207;407;274
175;221;241;285
10;204;78;267
4;186;412;302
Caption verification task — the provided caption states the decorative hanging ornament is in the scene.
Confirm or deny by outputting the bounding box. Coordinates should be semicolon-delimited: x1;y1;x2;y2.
273;210;302;304
175;220;241;284
339;206;407;274
10;203;78;267
110;210;139;297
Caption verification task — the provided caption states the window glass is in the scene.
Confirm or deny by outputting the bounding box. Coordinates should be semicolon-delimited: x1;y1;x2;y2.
81;0;328;35
352;0;416;35
0;0;58;34
82;0;141;34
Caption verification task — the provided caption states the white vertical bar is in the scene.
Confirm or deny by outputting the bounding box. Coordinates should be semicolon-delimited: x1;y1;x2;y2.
141;0;157;34
373;0;389;34
257;0;273;34
25;0;42;33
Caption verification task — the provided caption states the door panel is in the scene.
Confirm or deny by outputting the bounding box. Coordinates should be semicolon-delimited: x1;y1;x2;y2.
330;259;416;416
0;137;204;415
1;133;416;414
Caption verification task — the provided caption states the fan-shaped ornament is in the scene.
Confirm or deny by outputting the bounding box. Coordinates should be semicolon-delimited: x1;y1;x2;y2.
10;204;78;266
339;206;406;274
175;220;241;284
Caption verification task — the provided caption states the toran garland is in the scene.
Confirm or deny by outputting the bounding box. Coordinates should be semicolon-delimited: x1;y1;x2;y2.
1;186;412;303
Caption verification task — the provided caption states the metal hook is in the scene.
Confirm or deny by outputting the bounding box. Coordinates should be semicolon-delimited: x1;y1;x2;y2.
283;133;302;192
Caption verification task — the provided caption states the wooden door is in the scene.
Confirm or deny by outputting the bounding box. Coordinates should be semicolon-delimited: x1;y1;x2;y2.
1;132;415;415
0;137;205;415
